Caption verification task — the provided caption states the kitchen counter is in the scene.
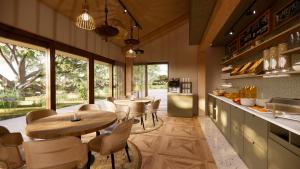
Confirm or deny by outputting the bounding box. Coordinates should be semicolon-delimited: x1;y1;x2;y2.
209;93;300;135
168;93;194;117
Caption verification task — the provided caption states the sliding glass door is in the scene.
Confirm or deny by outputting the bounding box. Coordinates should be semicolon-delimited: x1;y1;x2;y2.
113;64;125;99
133;63;168;111
147;64;168;111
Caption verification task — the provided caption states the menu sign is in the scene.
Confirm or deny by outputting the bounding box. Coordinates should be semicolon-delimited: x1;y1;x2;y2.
275;0;300;27
239;10;271;50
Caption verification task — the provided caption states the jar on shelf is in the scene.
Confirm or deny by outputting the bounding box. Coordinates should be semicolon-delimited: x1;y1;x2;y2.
263;49;270;74
269;46;278;73
277;43;291;72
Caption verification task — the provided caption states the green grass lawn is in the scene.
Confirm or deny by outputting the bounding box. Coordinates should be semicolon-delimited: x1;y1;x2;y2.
0;107;43;120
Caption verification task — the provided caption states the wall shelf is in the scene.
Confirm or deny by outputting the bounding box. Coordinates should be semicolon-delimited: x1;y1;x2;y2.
222;23;300;65
280;46;300;55
222;71;300;80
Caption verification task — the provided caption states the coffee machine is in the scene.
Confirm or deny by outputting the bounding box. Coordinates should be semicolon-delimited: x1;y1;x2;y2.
168;78;180;93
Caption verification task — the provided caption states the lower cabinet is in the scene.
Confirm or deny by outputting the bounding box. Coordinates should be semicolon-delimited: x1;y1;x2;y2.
216;99;222;126
220;102;231;140
268;139;300;169
244;113;268;169
230;106;244;157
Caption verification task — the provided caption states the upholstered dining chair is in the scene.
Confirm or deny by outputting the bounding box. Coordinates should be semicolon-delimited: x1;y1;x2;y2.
88;119;134;169
26;109;57;124
148;99;161;126
106;96;115;103
0;126;24;169
23;136;88;169
129;102;146;130
78;104;101;111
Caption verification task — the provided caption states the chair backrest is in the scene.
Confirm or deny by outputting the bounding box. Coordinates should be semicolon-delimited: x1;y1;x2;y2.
106;97;115;102
104;101;117;112
26;109;57;124
129;102;145;117
23;136;88;169
78;104;101;111
99;119;134;154
0;126;9;136
152;99;161;110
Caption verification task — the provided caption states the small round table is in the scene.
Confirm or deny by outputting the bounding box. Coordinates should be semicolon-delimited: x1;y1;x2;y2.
25;110;117;139
114;99;152;106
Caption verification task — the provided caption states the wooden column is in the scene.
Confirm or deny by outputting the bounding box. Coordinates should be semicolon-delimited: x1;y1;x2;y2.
48;47;56;110
88;57;95;104
125;57;133;95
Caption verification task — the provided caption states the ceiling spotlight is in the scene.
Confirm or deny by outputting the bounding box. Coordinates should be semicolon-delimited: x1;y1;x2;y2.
228;30;234;36
124;9;127;13
252;10;256;14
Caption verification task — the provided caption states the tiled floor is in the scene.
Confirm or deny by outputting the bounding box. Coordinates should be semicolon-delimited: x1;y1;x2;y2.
129;113;218;169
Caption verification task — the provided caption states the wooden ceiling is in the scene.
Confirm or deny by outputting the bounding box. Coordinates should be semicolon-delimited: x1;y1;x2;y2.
39;0;189;47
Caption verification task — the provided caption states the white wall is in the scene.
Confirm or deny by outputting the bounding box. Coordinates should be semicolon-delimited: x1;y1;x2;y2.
0;0;124;62
134;23;199;114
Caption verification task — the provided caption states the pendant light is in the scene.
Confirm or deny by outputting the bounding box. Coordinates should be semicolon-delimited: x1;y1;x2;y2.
96;0;119;41
76;0;96;30
134;28;144;54
124;22;140;45
126;48;137;58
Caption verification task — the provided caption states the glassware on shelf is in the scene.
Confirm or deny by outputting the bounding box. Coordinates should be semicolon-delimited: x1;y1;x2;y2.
269;46;279;73
296;31;300;47
289;33;295;49
277;43;291;72
263;49;270;74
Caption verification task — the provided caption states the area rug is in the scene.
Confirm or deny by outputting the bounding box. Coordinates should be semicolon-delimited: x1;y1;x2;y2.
91;141;142;169
131;115;163;134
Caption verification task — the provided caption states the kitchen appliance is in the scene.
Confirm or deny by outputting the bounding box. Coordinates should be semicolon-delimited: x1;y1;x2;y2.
168;78;180;93
266;97;300;121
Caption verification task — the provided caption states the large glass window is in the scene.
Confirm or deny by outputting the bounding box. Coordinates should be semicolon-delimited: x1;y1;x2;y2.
94;61;112;105
133;65;146;98
113;64;125;99
55;51;88;113
0;38;47;120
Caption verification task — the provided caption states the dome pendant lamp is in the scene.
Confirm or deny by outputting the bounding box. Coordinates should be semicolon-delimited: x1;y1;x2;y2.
76;0;96;30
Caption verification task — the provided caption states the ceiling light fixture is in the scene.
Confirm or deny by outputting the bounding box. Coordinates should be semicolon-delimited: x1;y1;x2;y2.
124;9;127;13
124;23;140;45
134;28;144;55
126;48;137;58
228;29;235;36
76;0;96;30
95;0;119;41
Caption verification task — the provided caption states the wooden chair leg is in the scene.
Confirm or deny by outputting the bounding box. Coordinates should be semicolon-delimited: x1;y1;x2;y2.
111;154;115;169
152;113;155;126
155;112;158;122
141;117;145;130
125;142;131;162
96;131;100;136
87;151;92;169
145;113;147;120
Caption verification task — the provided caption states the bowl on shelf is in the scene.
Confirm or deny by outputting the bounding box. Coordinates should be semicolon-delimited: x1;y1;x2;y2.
256;98;271;107
240;98;256;107
292;65;300;71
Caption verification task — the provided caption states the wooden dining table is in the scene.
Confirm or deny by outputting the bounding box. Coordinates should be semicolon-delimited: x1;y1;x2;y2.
25;110;117;140
114;98;152;106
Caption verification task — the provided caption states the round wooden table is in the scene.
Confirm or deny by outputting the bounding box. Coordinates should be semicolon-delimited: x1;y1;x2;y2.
114;99;152;106
25;110;117;139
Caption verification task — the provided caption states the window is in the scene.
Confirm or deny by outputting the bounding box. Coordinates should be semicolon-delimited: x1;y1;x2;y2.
94;61;112;105
55;51;88;113
113;64;125;98
0;38;47;120
133;65;146;98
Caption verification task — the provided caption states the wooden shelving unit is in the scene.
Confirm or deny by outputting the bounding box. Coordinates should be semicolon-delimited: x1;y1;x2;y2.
280;46;300;55
222;71;300;80
222;23;300;65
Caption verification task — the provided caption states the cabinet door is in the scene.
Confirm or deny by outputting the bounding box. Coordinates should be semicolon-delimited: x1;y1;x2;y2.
220;102;231;140
230;106;244;157
268;139;300;169
216;99;222;127
244;113;268;169
208;96;215;119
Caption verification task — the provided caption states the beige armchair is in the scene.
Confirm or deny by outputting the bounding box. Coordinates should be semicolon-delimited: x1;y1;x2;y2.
78;104;101;111
26;109;57;124
0;126;24;169
129;102;146;130
105;101;129;121
23;136;88;169
149;99;161;126
88;119;134;169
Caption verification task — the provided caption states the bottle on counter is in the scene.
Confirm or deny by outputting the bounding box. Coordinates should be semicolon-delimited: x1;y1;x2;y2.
277;43;291;72
263;49;270;74
269;46;279;73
